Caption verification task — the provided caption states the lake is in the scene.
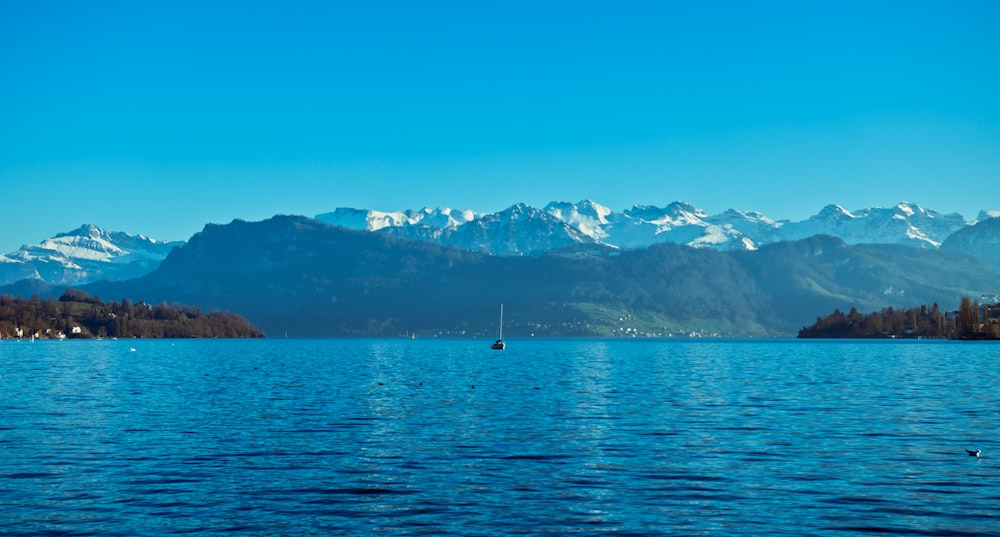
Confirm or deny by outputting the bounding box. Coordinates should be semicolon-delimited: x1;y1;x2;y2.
1;338;998;536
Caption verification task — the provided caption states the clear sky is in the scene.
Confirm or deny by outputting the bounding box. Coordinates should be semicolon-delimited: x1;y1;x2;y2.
2;1;999;252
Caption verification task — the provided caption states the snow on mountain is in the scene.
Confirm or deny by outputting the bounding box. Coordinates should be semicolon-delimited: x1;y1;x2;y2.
780;202;967;248
410;207;477;230
437;203;594;255
313;208;376;230
318;203;597;255
315;207;476;231
703;209;783;250
615;202;761;250
315;200;980;256
3;201;988;289
0;225;183;287
941;216;1000;270
625;201;708;227
543;200;613;241
977;210;1000;222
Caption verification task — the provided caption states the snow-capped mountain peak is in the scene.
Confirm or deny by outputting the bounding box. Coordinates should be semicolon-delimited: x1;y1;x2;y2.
976;210;1000;222
544;200;613;240
407;207;476;229
814;204;856;220
38;224;127;261
315;207;477;232
313;200;986;256
896;201;917;217
625;201;708;228
781;202;968;249
0;225;182;287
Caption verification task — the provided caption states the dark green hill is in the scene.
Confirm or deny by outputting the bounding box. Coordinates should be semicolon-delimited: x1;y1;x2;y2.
78;216;1000;338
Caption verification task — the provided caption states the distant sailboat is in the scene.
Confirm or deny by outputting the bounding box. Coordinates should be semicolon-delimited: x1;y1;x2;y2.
491;304;505;350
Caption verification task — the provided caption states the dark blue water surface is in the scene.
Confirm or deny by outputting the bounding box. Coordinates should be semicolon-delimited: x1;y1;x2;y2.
2;338;998;536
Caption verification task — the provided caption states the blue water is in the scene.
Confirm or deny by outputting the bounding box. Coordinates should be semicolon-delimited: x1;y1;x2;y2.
1;338;998;536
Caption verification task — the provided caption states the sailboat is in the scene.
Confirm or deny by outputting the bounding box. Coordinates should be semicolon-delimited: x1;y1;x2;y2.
491;304;506;350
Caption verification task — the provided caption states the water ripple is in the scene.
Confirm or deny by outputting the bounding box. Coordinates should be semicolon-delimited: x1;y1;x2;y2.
1;339;998;536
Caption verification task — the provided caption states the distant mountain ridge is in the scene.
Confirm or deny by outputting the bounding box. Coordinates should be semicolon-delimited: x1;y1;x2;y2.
77;215;1000;338
2;201;996;289
316;200;982;255
941;217;1000;271
0;225;182;287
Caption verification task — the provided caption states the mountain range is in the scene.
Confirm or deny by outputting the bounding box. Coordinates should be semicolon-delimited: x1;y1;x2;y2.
71;215;999;338
316;200;997;255
1;201;998;338
3;201;996;290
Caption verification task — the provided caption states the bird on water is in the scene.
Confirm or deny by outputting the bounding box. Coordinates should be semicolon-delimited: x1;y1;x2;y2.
966;449;981;457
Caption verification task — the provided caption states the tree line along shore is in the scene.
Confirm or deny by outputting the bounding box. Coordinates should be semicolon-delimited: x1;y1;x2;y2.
4;289;996;341
0;290;264;339
798;297;1000;339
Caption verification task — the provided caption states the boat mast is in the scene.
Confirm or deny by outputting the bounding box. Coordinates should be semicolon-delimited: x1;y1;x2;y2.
499;303;504;340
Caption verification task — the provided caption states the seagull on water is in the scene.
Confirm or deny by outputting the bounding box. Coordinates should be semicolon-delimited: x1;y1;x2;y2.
966;449;981;457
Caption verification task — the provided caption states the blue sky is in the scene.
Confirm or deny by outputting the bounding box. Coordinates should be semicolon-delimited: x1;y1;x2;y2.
2;1;999;252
